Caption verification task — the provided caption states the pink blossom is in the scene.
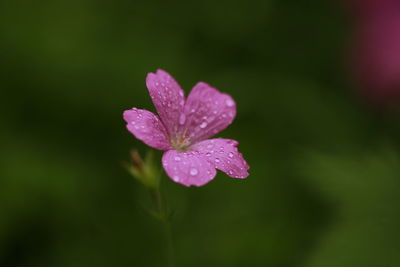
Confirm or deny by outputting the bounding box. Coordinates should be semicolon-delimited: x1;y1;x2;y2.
348;0;400;104
123;70;249;186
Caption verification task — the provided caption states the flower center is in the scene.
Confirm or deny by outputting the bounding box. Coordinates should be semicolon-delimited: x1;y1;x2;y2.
170;134;191;152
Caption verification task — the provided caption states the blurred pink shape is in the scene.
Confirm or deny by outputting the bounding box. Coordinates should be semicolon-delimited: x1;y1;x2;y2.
349;0;400;104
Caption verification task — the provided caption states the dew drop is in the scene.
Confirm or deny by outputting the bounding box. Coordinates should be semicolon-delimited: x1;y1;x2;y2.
205;152;211;157
179;114;186;125
173;175;180;181
200;122;207;128
225;99;234;107
190;168;198;176
174;156;181;161
229;152;234;158
215;158;220;163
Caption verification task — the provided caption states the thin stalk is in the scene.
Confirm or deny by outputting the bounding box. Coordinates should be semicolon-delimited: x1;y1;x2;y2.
148;185;176;267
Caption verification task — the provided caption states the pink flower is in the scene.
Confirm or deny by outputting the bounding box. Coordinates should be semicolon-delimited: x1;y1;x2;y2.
348;0;400;104
123;70;249;187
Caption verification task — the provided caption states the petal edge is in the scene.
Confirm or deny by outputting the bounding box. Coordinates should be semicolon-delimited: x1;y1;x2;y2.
191;138;249;179
123;108;170;150
162;150;217;187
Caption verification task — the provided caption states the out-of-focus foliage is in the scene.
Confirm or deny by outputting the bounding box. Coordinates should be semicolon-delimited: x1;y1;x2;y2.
1;0;400;266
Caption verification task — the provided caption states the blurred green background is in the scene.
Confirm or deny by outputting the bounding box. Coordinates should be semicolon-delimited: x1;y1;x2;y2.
1;0;400;266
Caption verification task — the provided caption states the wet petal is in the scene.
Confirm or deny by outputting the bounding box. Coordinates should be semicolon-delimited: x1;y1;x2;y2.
123;108;170;150
146;69;185;136
162;150;216;187
191;138;249;178
181;82;236;143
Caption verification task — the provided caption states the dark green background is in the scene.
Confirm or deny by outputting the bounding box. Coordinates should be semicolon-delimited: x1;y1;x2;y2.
1;0;400;266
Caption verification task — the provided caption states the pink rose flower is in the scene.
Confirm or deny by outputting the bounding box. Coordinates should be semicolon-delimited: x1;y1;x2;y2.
123;70;249;186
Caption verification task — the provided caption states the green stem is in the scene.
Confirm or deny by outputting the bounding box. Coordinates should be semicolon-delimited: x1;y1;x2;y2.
164;220;175;267
148;185;176;267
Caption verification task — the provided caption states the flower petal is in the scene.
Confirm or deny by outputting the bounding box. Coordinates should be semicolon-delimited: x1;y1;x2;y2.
146;69;185;137
191;138;249;179
181;82;236;143
162;150;217;187
123;108;170;150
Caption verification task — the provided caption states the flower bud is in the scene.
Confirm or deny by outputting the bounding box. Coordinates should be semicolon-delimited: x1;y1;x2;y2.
124;150;160;189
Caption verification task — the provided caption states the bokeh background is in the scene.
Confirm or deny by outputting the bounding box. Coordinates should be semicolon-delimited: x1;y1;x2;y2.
2;0;400;266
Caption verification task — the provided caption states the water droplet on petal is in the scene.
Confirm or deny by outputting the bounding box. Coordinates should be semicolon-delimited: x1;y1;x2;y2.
205;152;211;157
174;156;181;161
200;122;207;128
229;152;234;158
215;158;220;163
225;99;234;107
190;168;198;176
173;175;180;181
179;114;186;125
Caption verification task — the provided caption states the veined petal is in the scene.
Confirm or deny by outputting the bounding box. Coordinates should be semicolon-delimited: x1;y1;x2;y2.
181;82;236;143
146;69;185;137
191;138;249;178
123;108;170;150
162;150;216;187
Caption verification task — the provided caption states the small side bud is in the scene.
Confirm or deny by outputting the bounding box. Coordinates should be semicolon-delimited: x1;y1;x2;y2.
123;149;160;189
